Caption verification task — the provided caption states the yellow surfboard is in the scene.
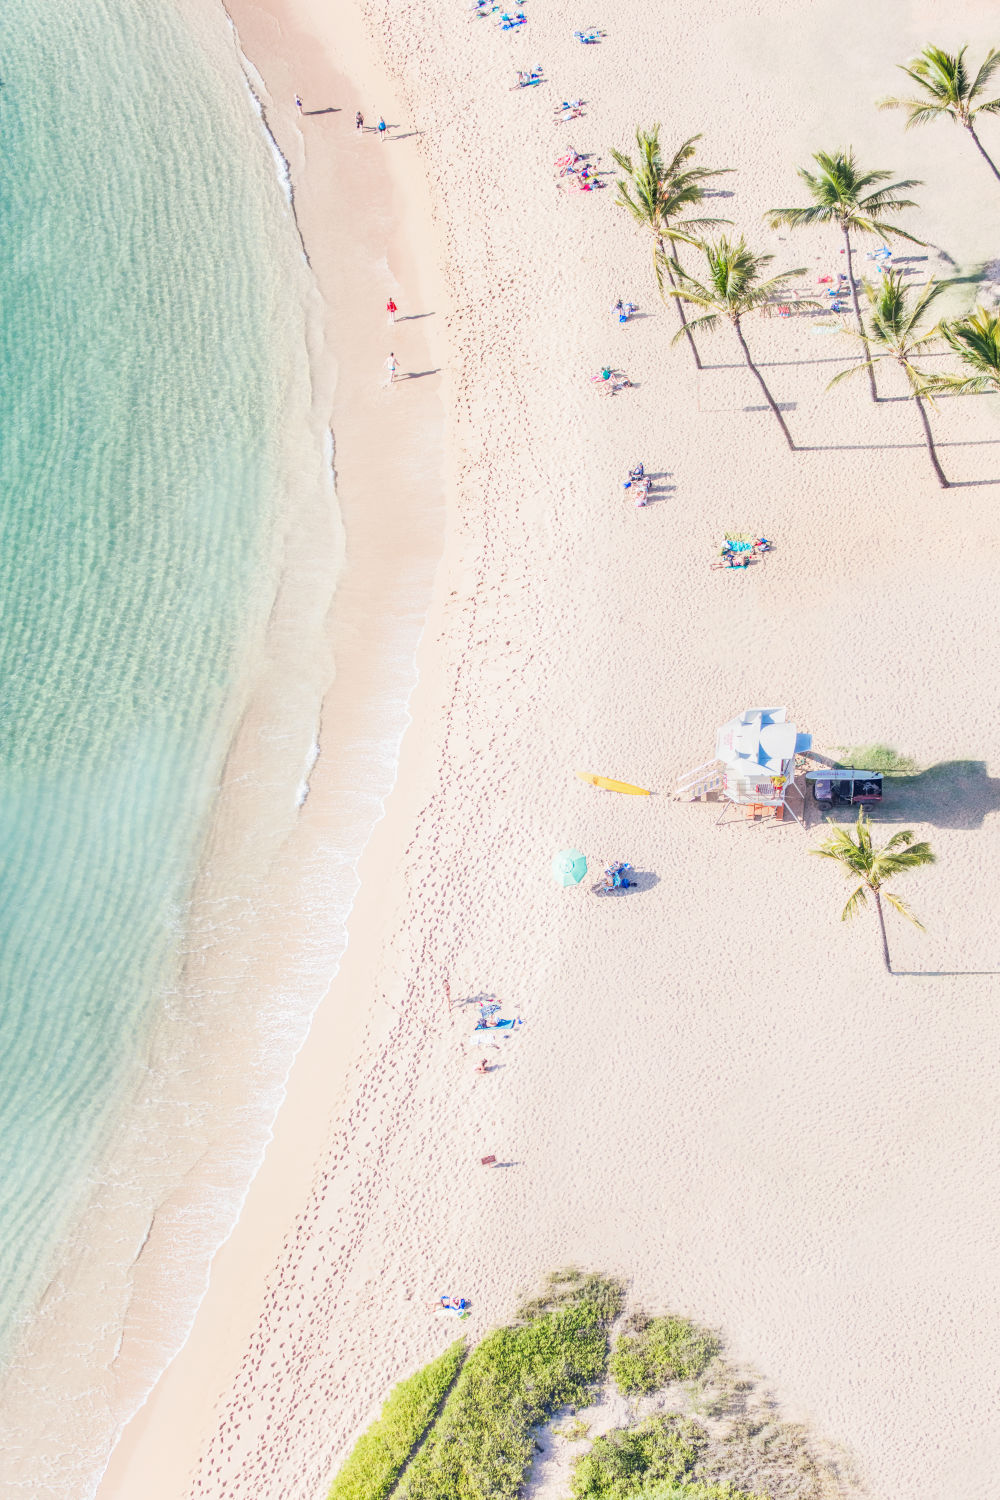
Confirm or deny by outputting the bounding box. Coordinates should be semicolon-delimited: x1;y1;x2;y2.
576;771;651;796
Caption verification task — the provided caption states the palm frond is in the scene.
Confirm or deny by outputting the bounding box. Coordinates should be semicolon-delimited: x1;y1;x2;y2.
827;358;878;390
841;885;869;922
904;104;953;129
858;177;921;203
923;370;994;396
938;307;1000;388
858;217;926;246
765;204;832;229
969;47;1000;101
668;310;721;343
882;891;926;930
668;214;733;236
880;840;936;871
877;95;947;122
811;823;868;870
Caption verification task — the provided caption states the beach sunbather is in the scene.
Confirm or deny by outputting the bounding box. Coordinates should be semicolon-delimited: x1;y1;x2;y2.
434;1295;471;1318
597;861;633;891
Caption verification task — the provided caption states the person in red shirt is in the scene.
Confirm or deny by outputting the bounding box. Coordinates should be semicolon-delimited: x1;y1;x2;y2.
386;297;397;325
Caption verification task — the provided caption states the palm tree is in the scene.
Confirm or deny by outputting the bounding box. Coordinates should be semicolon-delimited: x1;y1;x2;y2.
812;809;935;972
610;127;731;368
765;149;923;403
668;235;808;450
828;271;951;487
879;45;1000;185
925;306;1000;394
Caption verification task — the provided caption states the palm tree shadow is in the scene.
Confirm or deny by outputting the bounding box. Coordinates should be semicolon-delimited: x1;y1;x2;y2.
890;969;1000;976
810;761;1000;831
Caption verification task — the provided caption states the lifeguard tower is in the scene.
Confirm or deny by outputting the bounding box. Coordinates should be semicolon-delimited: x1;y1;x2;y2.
674;706;809;825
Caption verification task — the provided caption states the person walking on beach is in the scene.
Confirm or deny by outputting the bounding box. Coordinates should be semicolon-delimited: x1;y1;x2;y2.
386;297;397;325
295;94;303;113
377;116;387;141
385;352;398;384
356;110;364;132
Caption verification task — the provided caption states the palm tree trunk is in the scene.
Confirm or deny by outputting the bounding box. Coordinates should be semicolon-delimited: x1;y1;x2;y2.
913;393;949;488
873;890;892;973
660;237;702;369
967;122;1000;185
843;225;879;404
733;316;796;451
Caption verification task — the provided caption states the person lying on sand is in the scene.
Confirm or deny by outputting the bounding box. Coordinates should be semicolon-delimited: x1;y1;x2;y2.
432;1295;471;1317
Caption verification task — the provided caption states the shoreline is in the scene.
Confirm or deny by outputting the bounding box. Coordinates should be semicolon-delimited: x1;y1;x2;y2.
92;0;452;1495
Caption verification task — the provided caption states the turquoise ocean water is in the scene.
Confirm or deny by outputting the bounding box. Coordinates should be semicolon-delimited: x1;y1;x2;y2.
0;0;307;1359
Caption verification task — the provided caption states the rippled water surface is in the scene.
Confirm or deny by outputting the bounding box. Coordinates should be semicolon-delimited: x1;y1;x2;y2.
0;0;300;1355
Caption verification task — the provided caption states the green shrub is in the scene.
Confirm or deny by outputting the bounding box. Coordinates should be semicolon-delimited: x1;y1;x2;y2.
327;1339;465;1500
610;1314;720;1396
399;1270;624;1500
571;1414;704;1498
835;744;917;775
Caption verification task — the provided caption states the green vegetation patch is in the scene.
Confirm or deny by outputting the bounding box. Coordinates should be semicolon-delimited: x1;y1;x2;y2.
609;1313;720;1396
398;1269;624;1500
835;744;917;775
571;1413;705;1498
327;1339;465;1500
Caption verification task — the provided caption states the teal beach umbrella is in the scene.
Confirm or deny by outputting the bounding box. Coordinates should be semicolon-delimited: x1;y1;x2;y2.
552;848;588;886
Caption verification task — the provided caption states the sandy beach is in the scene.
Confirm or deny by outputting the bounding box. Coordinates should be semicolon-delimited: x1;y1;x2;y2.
90;0;1000;1497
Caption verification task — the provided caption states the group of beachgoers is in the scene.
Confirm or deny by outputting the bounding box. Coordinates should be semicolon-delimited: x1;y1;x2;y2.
294;94;389;139
470;0;526;27
776;249;895;321
554;147;604;191
622;463;651;507
711;535;773;569
293;95;401;383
